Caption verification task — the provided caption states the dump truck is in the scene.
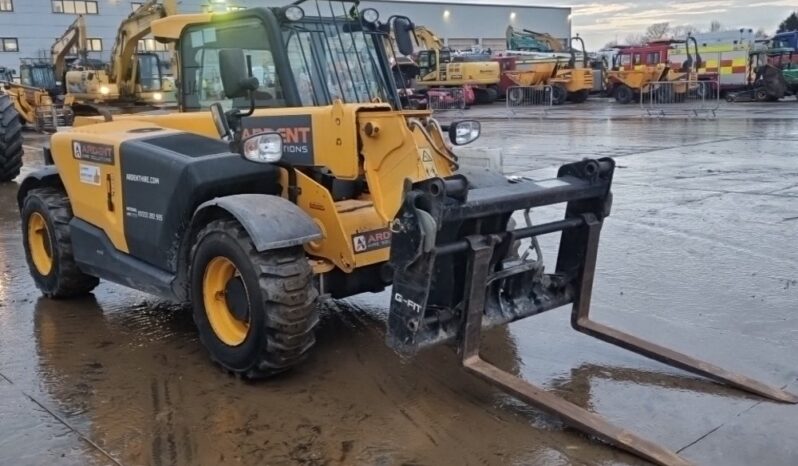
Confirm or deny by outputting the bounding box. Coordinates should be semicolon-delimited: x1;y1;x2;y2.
17;3;797;466
606;36;703;104
501;28;593;104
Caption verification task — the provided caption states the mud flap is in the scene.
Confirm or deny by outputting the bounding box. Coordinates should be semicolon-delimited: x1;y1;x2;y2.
386;158;797;466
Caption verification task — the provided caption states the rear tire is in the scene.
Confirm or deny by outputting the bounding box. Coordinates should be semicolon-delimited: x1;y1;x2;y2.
614;84;634;104
0;94;24;182
474;87;497;105
190;219;319;378
568;89;589;103
21;187;100;298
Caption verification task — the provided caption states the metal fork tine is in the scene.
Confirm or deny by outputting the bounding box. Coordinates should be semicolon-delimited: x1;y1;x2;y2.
573;319;798;403
571;216;798;404
460;237;693;466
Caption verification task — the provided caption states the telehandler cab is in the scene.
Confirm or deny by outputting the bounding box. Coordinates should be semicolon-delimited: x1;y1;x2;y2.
18;2;796;465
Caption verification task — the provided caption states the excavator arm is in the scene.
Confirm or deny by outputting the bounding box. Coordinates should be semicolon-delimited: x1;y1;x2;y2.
109;0;176;97
413;26;445;51
51;15;88;78
506;26;565;53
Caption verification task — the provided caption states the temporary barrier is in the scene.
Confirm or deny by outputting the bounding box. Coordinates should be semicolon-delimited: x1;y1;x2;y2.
641;80;720;118
505;85;553;117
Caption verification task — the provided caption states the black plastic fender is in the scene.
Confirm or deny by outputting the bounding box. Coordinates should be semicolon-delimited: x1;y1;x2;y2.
17;166;60;208
193;194;321;252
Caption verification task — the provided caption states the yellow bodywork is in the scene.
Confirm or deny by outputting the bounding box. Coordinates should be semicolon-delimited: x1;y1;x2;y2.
607;64;669;91
510;58;593;95
551;68;594;93
62;102;456;273
2;84;56;124
418;59;501;87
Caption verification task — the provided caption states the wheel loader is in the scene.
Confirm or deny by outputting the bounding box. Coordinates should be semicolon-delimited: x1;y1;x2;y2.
17;3;797;465
0;64;74;132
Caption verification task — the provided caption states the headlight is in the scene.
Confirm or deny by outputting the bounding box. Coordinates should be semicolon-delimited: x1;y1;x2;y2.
284;5;304;21
361;8;379;23
153;92;163;101
241;132;283;163
100;85;110;95
448;120;481;145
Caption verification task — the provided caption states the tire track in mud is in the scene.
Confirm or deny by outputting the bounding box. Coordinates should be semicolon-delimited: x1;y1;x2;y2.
331;300;639;466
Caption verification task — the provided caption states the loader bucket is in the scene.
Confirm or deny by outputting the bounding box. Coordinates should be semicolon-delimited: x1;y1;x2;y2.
387;158;797;466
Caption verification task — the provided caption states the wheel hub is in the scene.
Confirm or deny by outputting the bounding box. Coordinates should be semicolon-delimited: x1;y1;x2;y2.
27;212;53;275
202;256;250;346
225;276;250;322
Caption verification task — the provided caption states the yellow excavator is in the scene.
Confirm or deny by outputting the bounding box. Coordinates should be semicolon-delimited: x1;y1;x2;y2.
411;26;502;104
55;0;177;113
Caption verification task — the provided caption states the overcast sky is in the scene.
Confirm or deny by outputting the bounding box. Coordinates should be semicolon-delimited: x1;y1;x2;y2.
396;0;796;47
560;0;796;46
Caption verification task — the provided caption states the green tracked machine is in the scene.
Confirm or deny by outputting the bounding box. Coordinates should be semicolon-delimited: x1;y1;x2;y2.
17;2;797;465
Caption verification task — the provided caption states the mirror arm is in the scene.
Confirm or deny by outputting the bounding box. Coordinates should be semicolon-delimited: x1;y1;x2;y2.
242;90;256;117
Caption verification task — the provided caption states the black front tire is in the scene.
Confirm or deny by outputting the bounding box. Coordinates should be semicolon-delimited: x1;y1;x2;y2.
0;94;24;182
21;187;100;298
614;84;634;104
190;219;319;378
551;84;568;105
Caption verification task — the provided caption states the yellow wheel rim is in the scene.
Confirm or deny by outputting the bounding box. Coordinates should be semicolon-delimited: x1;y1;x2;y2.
203;257;250;346
28;212;53;276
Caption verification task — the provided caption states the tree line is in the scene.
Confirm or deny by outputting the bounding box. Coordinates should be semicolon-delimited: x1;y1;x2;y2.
603;10;797;48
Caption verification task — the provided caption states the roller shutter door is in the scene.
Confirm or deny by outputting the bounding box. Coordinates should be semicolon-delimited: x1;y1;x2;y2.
447;38;478;50
481;38;506;52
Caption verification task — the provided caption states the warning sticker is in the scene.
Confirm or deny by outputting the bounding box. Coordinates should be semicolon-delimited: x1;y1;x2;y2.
72;140;115;165
351;228;392;254
419;147;437;176
79;164;101;186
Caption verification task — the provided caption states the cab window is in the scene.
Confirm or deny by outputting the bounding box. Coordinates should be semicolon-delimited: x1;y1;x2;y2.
647;52;660;64
180;17;284;111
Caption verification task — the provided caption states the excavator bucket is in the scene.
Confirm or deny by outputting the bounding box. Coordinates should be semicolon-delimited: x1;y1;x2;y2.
387;158;797;466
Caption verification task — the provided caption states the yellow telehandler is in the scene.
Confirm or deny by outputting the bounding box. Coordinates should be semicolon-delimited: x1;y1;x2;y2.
17;3;796;465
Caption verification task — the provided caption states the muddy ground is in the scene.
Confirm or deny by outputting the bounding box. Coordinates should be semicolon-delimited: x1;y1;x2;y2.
1;101;797;466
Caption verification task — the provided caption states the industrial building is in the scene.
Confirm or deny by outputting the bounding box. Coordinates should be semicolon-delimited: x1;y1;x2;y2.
0;0;571;71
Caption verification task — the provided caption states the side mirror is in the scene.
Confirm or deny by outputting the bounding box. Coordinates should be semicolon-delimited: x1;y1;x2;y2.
219;48;259;99
210;102;231;140
447;120;481;146
392;17;415;57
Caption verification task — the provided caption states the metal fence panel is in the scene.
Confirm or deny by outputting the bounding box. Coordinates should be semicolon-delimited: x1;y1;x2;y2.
641;80;720;118
427;87;466;113
506;85;553;118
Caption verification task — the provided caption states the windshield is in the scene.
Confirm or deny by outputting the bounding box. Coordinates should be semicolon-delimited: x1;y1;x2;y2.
137;54;163;92
22;66;57;90
283;12;392;106
181;17;284;111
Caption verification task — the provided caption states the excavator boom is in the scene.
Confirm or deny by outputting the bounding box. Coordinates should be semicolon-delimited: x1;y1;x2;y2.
51;15;87;78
